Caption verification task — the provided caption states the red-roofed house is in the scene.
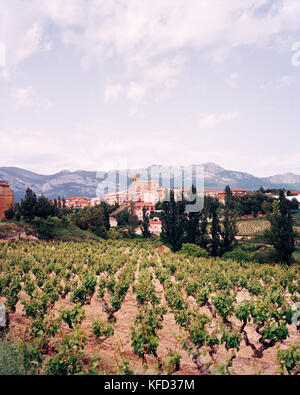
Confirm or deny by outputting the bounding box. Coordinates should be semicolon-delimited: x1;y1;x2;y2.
134;201;156;221
149;219;162;236
65;197;92;208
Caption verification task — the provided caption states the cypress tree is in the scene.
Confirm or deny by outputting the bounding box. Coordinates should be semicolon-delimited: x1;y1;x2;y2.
266;190;295;265
128;201;138;238
100;201;110;231
185;185;201;244
142;206;151;238
207;196;221;257
20;187;37;221
220;186;237;255
161;189;185;251
198;209;209;250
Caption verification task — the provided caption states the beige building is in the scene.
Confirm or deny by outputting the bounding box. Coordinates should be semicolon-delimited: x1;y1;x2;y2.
109;217;118;227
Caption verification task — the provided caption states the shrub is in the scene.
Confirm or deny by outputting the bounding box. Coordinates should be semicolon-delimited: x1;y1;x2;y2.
178;243;209;258
33;217;56;240
223;249;251;263
252;248;280;264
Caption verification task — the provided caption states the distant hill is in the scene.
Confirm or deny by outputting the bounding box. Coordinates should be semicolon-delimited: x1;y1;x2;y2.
1;163;300;202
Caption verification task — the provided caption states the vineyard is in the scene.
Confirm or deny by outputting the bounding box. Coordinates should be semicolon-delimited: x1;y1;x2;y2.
1;239;300;375
236;219;270;236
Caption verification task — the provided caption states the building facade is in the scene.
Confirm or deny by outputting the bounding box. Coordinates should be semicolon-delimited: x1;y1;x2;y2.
134;201;156;221
65;197;92;209
149;219;162;235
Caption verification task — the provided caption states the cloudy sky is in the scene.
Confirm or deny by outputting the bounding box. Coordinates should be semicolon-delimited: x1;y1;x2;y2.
1;0;300;176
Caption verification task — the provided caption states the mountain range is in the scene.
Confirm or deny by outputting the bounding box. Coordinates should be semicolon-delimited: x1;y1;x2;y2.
1;163;300;202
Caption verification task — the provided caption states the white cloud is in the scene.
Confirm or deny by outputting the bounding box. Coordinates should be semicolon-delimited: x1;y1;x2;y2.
11;86;52;109
3;1;300;96
11;86;37;108
259;74;297;89
198;112;240;129
104;83;124;101
127;82;146;101
277;75;297;86
226;73;239;88
15;23;44;62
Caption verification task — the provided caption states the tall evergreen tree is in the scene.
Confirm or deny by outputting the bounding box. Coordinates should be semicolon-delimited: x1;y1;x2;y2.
220;186;238;255
35;195;53;219
100;201;110;231
207;196;221;257
161;190;172;244
161;189;185;251
266;190;295;265
142;206;151;238
185;185;201;244
128;201;139;238
198;209;209;250
20;187;37;221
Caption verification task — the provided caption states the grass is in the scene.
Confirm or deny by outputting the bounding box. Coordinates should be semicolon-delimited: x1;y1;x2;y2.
45;219;101;242
0;337;41;375
293;246;300;265
0;219;100;242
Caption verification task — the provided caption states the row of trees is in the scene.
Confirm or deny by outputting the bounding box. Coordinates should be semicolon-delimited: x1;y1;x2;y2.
4;187;116;239
159;185;297;265
230;189;298;217
160;186;237;257
5;188;68;221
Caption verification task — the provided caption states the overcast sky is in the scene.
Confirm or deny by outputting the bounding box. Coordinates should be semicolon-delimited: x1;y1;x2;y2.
0;0;300;177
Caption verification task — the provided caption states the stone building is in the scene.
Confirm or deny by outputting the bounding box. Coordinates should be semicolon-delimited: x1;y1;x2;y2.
0;181;14;220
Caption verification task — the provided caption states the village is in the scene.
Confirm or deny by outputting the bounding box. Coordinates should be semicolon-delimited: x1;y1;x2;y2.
60;175;300;236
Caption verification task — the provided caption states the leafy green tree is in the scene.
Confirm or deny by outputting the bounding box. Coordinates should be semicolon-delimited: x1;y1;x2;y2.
4;204;15;220
261;200;273;215
266;190;295;265
35;195;53;219
87;206;107;237
290;198;299;211
36;217;56;240
142;206;151;238
116;208;129;226
20;187;37;221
